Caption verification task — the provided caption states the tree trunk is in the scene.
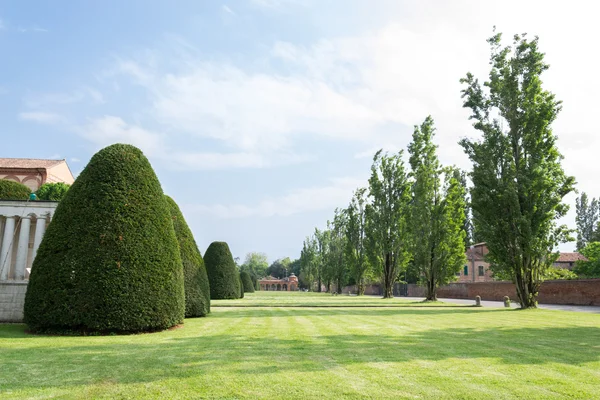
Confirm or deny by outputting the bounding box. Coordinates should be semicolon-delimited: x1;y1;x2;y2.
425;278;437;301
357;281;365;296
382;252;394;298
515;265;538;309
317;276;322;292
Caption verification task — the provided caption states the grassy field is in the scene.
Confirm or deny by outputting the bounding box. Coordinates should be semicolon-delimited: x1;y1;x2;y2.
1;292;599;399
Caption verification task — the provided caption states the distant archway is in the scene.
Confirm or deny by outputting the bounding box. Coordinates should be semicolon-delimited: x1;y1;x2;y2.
277;284;281;291
271;284;276;291
282;284;288;291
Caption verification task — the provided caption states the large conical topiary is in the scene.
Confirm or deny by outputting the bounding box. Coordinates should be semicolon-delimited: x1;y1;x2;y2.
240;271;255;293
166;195;210;317
204;242;240;299
24;144;185;333
0;180;30;200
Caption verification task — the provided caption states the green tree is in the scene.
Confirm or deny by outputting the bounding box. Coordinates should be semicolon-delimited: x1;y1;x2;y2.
36;182;70;201
314;228;328;292
24;144;185;333
300;235;318;291
0;180;30;200
266;257;291;279
409;117;467;301
575;193;600;251
345;188;370;295
452;169;474;245
165;195;210;317
460;32;575;308
328;209;348;294
204;241;241;299
240;252;269;282
240;270;255;293
574;242;600;278
366;150;411;298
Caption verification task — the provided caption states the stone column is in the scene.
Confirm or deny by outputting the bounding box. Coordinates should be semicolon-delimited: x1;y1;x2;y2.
0;216;17;281
14;216;32;281
31;215;47;263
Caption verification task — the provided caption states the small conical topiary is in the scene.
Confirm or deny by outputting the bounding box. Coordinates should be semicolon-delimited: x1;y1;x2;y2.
166;195;210;317
238;273;244;298
240;271;255;293
0;180;30;200
204;242;240;299
24;144;185;333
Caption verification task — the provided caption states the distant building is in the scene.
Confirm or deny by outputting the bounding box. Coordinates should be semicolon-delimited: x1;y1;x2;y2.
458;242;494;282
553;252;587;270
258;273;299;291
0;158;75;191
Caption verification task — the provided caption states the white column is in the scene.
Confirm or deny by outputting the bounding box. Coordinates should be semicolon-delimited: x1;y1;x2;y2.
14;216;32;281
0;216;16;281
31;215;47;263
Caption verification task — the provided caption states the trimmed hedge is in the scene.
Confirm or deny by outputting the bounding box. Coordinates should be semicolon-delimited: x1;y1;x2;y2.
240;271;255;293
204;242;240;299
0;180;30;200
36;182;70;201
238;274;244;298
166;195;210;317
24;144;185;333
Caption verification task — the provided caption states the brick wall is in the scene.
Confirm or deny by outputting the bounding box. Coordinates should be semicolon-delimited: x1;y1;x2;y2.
407;279;600;306
0;281;28;322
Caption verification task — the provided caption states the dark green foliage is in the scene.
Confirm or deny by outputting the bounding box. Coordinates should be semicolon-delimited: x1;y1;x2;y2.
166;195;210;317
240;270;255;293
204;242;241;299
36;182;70;201
24;144;185;333
238;274;244;298
0;180;30;200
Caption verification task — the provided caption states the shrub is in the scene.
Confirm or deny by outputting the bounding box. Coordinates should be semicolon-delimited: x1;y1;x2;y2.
204;242;240;299
24;144;185;333
0;180;30;200
166;195;210;317
240;271;255;293
238;274;244;298
36;182;70;201
543;266;578;280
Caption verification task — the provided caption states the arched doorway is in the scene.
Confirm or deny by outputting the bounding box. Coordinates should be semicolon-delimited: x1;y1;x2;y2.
282;284;288;291
271;284;276;291
276;284;281;291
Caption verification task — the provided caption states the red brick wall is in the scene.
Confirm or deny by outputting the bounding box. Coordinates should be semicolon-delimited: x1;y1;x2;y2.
407;279;600;306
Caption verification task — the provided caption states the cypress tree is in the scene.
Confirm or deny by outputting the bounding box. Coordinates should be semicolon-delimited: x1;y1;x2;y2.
240;271;255;293
204;242;240;299
165;195;210;317
24;144;184;333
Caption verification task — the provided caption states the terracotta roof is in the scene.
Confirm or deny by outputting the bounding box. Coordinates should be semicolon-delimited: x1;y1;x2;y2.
556;252;588;263
0;158;65;169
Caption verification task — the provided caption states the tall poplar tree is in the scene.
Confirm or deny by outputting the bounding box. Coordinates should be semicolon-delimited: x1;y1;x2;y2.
328;209;348;294
366;150;411;298
345;188;370;295
575;193;600;251
409;117;467;301
300;235;318;291
460;32;575;308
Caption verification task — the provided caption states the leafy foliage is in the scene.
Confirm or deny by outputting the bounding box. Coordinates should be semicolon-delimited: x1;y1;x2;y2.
345;188;370;295
543;266;578;280
166;195;210;317
575;193;600;251
327;209;348;294
240;270;255;293
366;150;412;298
0;179;30;200
240;252;269;282
574;242;600;278
204;241;241;299
459;32;575;308
409;116;467;300
24;144;185;333
36;182;70;201
300;235;319;291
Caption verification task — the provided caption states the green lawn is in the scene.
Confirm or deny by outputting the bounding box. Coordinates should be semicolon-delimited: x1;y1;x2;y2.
1;292;599;399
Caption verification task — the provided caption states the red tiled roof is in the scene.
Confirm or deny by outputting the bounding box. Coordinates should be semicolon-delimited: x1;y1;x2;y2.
0;158;65;169
556;252;588;263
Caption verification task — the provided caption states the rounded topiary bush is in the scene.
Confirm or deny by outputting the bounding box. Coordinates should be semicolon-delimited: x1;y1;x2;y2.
240;271;255;293
0;180;30;200
204;242;240;299
24;144;185;333
166;195;210;317
36;182;70;201
238;274;244;298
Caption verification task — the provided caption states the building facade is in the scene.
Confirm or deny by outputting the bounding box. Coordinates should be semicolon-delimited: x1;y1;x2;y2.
457;242;494;282
259;273;299;291
0;158;75;191
553;252;587;270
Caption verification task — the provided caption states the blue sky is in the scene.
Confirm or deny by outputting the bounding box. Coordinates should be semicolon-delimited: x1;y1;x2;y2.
1;0;598;262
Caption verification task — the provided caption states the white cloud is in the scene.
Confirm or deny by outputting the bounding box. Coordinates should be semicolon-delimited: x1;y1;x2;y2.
70;158;81;163
222;5;235;14
18;111;66;124
190;177;365;218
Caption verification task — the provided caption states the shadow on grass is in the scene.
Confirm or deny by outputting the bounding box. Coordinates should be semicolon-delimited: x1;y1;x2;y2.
1;318;599;392
206;307;501;318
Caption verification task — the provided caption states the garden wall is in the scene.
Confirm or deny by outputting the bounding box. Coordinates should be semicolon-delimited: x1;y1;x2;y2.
0;281;27;322
407;279;600;306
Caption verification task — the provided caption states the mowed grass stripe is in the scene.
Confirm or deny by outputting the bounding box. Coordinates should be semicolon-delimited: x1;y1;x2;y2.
1;292;599;399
